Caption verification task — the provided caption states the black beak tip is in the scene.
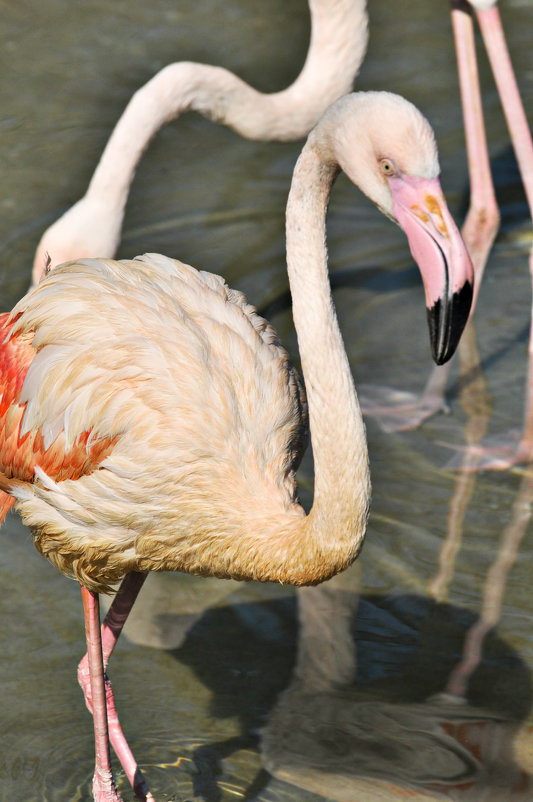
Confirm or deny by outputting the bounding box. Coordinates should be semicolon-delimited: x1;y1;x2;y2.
434;349;451;367
427;280;474;365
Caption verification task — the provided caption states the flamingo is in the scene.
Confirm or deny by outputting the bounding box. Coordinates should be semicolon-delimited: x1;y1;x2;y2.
0;92;473;801
32;0;369;284
359;0;533;470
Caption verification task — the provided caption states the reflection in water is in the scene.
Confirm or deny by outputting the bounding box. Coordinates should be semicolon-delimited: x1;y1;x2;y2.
257;557;531;800
430;309;533;704
167;571;531;800
429;317;493;601
446;468;533;701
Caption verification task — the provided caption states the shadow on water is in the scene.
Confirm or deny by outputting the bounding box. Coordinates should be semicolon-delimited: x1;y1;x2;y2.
165;580;532;801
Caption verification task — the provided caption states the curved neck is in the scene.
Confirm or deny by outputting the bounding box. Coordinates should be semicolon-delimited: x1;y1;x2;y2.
86;0;367;211
261;0;368;138
286;141;370;566
166;137;370;587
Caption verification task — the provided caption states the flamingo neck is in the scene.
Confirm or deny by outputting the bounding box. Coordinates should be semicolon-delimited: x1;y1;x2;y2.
85;0;367;211
170;128;370;588
284;141;370;575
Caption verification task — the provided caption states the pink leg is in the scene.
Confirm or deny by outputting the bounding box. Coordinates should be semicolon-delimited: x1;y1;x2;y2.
464;3;533;469
452;1;499;282
79;573;154;801
360;0;498;434
81;586;123;802
100;571;148;670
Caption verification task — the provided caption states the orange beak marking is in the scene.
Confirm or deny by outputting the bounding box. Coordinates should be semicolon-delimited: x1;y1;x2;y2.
409;204;429;223
425;194;449;238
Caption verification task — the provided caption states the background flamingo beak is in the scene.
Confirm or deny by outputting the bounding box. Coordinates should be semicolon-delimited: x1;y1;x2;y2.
389;175;474;365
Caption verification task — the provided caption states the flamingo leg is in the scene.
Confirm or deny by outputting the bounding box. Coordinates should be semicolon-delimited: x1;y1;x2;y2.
452;0;500;282
81;585;123;802
461;3;533;469
432;0;499;473
359;0;497;433
100;571;148;670
79;573;154;802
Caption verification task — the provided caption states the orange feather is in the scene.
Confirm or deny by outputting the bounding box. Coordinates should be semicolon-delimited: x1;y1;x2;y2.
0;312;116;525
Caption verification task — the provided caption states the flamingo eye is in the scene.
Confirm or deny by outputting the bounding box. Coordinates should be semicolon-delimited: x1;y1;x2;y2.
380;159;396;176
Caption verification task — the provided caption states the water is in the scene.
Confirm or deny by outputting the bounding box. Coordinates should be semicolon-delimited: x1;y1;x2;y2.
1;0;533;799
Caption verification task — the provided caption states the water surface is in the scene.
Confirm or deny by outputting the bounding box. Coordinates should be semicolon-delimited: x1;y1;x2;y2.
1;1;532;799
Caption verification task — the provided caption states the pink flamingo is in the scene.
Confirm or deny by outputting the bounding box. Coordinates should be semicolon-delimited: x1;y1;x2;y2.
0;92;473;801
32;0;368;284
360;0;533;470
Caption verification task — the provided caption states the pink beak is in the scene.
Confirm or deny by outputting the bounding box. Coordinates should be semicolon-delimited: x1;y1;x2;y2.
389;174;474;365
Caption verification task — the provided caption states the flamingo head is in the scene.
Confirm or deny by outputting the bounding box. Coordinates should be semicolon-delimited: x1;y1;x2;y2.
322;91;474;366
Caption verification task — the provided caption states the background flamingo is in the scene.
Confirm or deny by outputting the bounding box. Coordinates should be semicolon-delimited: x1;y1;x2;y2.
359;0;533;470
0;92;472;801
31;0;368;284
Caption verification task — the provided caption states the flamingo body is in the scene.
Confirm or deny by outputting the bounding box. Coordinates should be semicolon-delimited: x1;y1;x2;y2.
1;255;311;591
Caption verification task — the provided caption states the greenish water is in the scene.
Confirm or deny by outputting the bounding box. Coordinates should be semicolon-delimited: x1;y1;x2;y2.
1;0;532;799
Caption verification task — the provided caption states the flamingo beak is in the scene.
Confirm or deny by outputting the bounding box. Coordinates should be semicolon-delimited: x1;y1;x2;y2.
389;175;474;365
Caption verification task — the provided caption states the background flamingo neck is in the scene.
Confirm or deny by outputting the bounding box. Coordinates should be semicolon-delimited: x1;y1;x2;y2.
256;0;368;140
286;142;370;566
85;0;367;210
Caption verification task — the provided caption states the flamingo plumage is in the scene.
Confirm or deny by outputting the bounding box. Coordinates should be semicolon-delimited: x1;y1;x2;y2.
1;93;473;800
32;0;369;284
